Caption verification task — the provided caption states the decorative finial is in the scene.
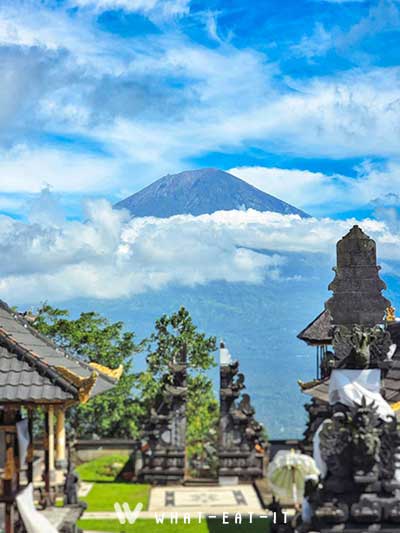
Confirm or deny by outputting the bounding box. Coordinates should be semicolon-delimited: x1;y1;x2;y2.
385;306;396;323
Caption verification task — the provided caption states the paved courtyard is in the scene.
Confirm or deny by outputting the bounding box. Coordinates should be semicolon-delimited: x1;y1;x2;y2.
81;483;269;521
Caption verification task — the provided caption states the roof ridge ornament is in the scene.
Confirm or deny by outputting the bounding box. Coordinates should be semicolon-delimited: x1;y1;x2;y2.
89;362;123;380
54;366;98;404
385;306;396;323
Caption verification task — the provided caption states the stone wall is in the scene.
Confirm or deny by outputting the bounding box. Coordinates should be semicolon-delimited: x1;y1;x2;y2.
69;439;138;464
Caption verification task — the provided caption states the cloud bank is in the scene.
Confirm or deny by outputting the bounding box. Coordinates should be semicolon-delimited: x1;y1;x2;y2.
0;193;398;304
229;161;400;216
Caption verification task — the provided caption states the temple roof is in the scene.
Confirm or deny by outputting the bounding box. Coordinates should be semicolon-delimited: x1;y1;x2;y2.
297;309;333;345
0;300;118;404
0;346;73;402
300;319;400;410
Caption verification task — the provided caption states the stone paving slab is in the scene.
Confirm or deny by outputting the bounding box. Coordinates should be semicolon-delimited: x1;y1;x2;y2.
78;482;94;497
148;484;263;514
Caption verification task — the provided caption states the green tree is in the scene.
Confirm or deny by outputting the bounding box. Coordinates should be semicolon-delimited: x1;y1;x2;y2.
186;374;219;477
33;304;144;438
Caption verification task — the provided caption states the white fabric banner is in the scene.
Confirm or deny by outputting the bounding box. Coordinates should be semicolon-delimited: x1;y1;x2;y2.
16;418;30;469
16;484;58;533
328;369;394;421
219;345;233;365
313;421;328;479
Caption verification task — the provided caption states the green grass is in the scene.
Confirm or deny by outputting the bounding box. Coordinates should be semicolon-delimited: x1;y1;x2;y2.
79;518;209;532
77;454;130;482
79;518;271;532
81;482;150;512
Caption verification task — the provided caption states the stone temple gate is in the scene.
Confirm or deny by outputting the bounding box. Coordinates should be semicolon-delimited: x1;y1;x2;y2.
137;342;267;485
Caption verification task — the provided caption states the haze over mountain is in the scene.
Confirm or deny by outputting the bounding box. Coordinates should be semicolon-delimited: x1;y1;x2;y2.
115;168;309;218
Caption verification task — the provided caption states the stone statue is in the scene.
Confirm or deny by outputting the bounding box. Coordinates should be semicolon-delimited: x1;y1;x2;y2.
351;399;381;482
333;325;392;369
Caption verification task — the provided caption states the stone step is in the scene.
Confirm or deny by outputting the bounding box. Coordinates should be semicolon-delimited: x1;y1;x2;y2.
183;478;218;486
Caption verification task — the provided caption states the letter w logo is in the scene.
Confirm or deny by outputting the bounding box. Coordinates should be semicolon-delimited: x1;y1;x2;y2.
114;502;143;524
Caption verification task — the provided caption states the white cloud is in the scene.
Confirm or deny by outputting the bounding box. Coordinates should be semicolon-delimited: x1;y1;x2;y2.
0;145;121;193
0;193;398;304
228;166;347;214
71;0;190;18
0;0;399;212
296;1;400;58
229;161;400;216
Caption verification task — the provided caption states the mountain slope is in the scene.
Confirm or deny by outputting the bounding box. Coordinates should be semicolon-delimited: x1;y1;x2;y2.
114;168;309;217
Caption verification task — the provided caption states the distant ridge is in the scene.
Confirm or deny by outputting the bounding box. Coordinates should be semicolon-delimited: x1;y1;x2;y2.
114;168;309;218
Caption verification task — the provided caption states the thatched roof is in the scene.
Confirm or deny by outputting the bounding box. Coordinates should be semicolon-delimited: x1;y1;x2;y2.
297;309;333;346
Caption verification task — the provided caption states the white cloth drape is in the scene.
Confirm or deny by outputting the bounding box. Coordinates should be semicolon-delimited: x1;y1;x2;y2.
16;418;30;469
314;369;394;478
313;421;328;478
328;369;394;421
16;484;58;533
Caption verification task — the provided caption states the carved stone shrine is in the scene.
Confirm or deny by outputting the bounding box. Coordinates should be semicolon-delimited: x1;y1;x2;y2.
304;226;400;532
138;354;187;484
218;342;266;483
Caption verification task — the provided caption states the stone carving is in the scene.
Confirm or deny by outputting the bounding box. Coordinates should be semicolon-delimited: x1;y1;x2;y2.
302;226;400;532
333;325;392;369
138;356;187;484
319;410;353;493
379;414;398;487
351;398;381;482
218;342;266;481
300;399;330;455
314;399;399;527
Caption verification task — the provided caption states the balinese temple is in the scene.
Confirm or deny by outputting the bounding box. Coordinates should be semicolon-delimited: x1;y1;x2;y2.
298;226;400;532
0;300;121;532
218;341;266;483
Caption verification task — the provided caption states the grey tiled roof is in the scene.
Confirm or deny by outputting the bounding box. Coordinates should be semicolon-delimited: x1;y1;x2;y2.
0;300;117;403
0;346;72;402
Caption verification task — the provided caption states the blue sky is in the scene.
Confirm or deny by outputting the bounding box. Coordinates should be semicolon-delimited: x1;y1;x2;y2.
1;0;400;304
0;0;400;222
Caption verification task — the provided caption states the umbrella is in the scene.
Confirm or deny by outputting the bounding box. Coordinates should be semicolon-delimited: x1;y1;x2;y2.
267;449;319;504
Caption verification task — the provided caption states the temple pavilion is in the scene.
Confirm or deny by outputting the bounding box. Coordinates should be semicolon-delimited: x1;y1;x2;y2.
298;308;400;410
0;299;121;532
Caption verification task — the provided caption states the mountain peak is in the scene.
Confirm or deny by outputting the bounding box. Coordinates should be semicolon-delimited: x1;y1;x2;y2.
114;168;309;218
